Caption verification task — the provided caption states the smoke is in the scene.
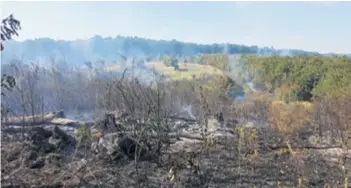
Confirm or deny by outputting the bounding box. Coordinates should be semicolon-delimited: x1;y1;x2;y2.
234;95;246;103
256;47;275;57
225;54;259;103
244;76;257;92
181;105;196;120
223;43;230;54
278;49;293;56
124;59;157;84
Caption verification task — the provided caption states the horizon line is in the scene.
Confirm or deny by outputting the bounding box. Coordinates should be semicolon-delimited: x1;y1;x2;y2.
7;34;339;55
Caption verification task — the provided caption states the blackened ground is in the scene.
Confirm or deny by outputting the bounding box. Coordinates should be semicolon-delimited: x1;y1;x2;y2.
1;126;350;188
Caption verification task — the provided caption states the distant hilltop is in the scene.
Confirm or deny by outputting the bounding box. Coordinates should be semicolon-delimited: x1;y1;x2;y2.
1;35;347;67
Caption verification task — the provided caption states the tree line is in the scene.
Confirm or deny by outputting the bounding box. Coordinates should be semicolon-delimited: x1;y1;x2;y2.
2;34;324;68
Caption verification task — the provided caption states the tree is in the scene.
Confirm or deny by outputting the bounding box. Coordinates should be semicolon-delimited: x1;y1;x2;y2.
200;54;230;71
1;14;21;50
1;14;21;123
1;14;21;96
84;61;93;69
163;55;179;70
145;55;153;62
170;57;179;70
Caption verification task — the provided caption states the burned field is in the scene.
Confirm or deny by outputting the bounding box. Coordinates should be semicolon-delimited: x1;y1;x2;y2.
1;8;351;188
1;54;351;188
1;109;350;188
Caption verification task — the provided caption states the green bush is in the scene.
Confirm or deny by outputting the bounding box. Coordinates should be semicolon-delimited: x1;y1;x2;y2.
77;123;92;141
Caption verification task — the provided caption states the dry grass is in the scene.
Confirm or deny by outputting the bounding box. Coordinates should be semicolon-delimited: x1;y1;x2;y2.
312;97;351;146
104;64;122;72
104;62;226;81
231;92;272;121
146;62;226;81
230;92;315;135
269;100;314;134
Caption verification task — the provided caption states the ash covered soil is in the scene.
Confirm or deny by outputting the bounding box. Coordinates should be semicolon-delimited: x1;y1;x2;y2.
1;112;351;188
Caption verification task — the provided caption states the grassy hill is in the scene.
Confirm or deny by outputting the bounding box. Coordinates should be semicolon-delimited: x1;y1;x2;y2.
105;61;227;81
105;60;244;100
146;62;225;81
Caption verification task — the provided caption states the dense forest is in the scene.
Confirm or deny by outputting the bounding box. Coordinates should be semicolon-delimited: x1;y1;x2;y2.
241;55;351;101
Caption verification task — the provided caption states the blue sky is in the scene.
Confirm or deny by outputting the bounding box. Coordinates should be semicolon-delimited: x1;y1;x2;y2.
1;1;350;53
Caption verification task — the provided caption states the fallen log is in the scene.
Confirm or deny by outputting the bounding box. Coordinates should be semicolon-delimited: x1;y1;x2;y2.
260;141;345;151
50;118;79;127
165;115;197;122
3;110;65;126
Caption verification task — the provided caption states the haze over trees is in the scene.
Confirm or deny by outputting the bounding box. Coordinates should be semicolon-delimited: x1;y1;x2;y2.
2;35;326;68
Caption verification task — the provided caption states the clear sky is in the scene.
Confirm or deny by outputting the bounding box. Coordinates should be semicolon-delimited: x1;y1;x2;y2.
1;1;350;53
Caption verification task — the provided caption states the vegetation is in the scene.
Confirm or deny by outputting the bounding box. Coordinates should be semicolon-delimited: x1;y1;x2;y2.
149;57;244;101
162;55;179;70
242;55;351;101
269;100;314;134
1;14;21;96
148;61;223;80
1;14;21;123
77;123;92;141
197;54;231;71
1;14;21;51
